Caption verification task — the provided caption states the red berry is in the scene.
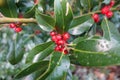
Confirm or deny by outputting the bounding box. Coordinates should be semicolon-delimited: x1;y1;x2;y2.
9;23;16;28
109;0;115;7
34;0;39;5
54;45;64;52
92;14;100;23
14;27;22;32
101;6;110;14
51;35;57;42
57;40;65;45
56;34;62;40
63;32;70;41
63;50;68;54
95;18;100;23
35;30;41;35
105;11;113;18
59;46;65;52
50;31;57;36
54;46;61;51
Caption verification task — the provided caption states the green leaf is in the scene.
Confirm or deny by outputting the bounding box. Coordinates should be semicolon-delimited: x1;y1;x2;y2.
26;41;53;63
73;38;120;66
101;18;120;41
7;40;16;65
54;0;73;32
76;0;83;9
15;61;49;79
80;0;93;11
35;44;54;61
37;52;70;80
69;15;91;28
72;18;120;66
73;37;87;44
24;5;37;18
35;9;55;32
0;0;17;17
69;18;94;35
102;0;111;4
38;0;46;12
7;41;25;65
70;37;87;65
7;35;32;65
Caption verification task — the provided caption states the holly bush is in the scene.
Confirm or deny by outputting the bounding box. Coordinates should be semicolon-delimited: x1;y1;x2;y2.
0;0;120;80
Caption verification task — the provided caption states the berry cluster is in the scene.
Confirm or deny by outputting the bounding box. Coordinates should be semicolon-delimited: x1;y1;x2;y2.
9;23;22;33
92;0;115;23
101;0;115;18
50;31;70;54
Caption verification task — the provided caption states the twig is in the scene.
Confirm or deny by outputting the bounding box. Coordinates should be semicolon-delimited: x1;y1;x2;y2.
0;17;37;23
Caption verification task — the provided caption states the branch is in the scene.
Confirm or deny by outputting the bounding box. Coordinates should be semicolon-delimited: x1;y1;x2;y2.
0;17;37;23
75;7;118;18
0;5;119;24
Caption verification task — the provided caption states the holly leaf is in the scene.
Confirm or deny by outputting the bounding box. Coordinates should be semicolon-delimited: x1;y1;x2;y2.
24;5;37;18
26;41;53;63
102;0;111;4
73;37;120;66
80;0;93;10
69;18;94;35
37;52;70;80
101;18;120;41
54;0;73;32
7;35;31;65
73;37;87;44
15;61;49;79
7;40;16;65
35;9;55;32
69;15;91;28
0;0;17;17
72;18;120;66
34;44;54;61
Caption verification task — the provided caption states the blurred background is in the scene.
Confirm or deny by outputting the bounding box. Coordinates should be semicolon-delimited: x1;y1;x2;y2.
0;0;120;80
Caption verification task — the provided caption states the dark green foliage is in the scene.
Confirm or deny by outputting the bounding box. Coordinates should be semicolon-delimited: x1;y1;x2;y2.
0;0;120;80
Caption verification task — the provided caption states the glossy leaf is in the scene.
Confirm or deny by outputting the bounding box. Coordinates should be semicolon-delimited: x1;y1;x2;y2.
24;5;37;18
7;40;16;65
38;0;46;12
28;67;48;80
70;37;87;65
76;0;83;9
74;38;120;66
37;51;70;80
69;18;94;35
35;44;54;61
35;9;55;32
15;61;49;79
101;18;120;41
102;0;111;4
73;37;87;44
26;41;53;63
54;0;73;32
69;15;91;28
7;35;32;65
0;0;17;17
80;0;93;10
7;45;24;65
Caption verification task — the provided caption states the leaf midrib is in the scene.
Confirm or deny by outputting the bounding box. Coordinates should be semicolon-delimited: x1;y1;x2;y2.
37;52;64;80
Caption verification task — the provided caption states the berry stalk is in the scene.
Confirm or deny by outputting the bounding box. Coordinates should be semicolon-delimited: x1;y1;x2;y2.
77;7;118;18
